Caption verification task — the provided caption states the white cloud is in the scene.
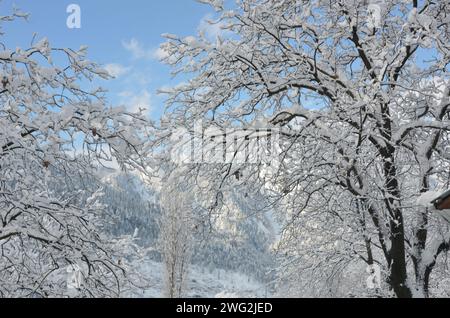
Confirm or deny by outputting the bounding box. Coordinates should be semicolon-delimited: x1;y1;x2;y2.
122;38;164;61
197;0;224;11
198;14;231;40
152;47;170;61
119;89;152;114
103;63;130;78
122;38;144;59
126;70;152;86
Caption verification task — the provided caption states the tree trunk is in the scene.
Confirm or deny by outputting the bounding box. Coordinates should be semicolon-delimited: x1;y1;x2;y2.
389;218;413;298
382;146;412;298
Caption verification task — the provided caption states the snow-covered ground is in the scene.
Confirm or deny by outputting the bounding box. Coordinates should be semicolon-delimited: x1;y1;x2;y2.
131;260;270;298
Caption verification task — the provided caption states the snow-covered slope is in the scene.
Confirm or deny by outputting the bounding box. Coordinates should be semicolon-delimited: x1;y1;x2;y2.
131;259;270;298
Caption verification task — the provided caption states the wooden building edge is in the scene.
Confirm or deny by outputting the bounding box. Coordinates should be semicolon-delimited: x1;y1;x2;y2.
432;189;450;211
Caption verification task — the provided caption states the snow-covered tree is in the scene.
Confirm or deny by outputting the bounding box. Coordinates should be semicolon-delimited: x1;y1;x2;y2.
191;187;276;282
158;173;194;298
0;11;149;297
98;172;161;248
157;0;450;297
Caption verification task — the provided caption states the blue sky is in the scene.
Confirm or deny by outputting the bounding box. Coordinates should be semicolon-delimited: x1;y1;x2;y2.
0;0;218;119
1;1;443;120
